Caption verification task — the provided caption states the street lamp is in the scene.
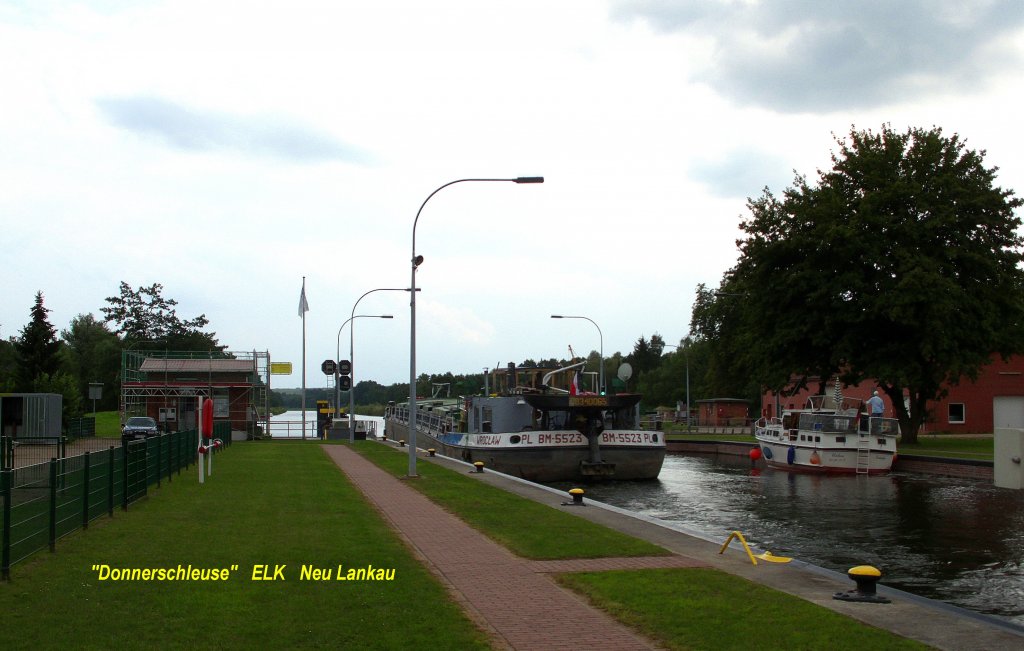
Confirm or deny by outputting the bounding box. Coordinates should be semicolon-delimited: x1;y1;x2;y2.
410;176;544;476
349;287;412;442
551;315;604;394
337;314;392;436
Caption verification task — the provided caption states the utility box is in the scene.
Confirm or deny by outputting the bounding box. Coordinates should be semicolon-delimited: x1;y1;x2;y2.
0;393;63;439
326;419;368;440
994;428;1024;490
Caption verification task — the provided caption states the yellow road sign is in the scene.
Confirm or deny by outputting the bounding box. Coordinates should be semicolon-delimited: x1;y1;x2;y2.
270;362;293;375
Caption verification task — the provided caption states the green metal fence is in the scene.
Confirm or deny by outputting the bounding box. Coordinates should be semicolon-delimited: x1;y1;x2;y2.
67;417;96;439
1;424;231;580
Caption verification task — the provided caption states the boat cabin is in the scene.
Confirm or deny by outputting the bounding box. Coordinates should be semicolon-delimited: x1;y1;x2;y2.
780;394;900;437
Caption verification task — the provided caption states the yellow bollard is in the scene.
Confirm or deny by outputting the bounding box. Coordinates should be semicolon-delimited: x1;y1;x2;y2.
834;565;891;603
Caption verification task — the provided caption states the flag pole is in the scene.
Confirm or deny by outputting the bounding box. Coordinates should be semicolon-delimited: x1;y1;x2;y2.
300;276;308;440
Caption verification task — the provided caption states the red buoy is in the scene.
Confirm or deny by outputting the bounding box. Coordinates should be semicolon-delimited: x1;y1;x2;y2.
749;447;763;461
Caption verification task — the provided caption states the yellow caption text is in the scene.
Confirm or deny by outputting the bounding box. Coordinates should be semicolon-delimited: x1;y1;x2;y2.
90;564;397;582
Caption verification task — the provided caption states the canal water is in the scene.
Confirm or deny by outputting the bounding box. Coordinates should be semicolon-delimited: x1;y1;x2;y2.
549;453;1024;625
268;410;383;438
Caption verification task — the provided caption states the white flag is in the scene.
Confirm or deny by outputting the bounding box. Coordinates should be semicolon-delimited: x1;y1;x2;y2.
298;285;309;316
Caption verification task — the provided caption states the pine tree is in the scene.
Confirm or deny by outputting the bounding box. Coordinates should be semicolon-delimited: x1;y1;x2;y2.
15;291;62;390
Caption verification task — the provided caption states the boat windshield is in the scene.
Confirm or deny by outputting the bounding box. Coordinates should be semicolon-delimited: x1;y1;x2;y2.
806;395;862;415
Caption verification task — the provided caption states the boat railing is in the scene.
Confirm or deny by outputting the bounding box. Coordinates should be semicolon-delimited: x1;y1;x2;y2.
417;410;451;436
868;416;901;436
754;416;783;429
386;404;450;437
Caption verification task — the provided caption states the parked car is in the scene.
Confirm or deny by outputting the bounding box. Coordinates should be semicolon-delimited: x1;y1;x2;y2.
122;416;159;440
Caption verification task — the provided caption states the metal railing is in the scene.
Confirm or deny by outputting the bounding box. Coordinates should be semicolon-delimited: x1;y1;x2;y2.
267;420;319;438
1;424;230;580
386;404;451;437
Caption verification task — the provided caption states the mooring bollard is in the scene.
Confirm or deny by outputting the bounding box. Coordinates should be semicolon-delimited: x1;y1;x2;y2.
833;565;891;603
428;448;436;457
473;461;485;473
399;439;406;447
560;488;586;507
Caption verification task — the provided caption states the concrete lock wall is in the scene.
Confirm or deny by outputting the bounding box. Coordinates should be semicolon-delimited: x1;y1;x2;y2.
994;428;1024;489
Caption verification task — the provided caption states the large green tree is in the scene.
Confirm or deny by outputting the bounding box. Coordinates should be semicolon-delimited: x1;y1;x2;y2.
694;125;1024;442
32;371;83;423
626;334;665;390
101;282;223;351
14;291;62;390
0;336;17;392
61;313;122;411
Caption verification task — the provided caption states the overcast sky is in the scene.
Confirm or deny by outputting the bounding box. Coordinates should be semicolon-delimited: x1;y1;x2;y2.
3;1;1023;391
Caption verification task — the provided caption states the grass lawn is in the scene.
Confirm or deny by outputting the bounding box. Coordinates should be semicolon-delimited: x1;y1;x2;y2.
899;435;993;460
351;440;666;560
93;410;122;438
350;441;929;650
558;568;928;650
0;443;489;650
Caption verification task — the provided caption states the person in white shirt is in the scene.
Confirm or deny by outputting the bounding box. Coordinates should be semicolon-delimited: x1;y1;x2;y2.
866;390;885;416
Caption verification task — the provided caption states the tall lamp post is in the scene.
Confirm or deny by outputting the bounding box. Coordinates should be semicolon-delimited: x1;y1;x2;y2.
664;341;691;431
410;176;544;476
550;315;604;394
349;288;411;442
337;314;392;435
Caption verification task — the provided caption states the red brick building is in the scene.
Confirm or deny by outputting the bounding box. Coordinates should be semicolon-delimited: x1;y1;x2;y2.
761;356;1024;433
120;351;269;437
695;398;749;427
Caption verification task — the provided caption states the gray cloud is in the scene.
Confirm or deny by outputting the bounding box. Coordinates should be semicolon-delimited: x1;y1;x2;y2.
96;96;370;164
612;1;1024;112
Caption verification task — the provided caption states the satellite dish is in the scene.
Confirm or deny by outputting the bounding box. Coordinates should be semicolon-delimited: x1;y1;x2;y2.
617;363;633;382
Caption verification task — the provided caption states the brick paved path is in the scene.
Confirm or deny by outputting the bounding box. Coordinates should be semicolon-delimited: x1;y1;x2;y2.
322;445;705;650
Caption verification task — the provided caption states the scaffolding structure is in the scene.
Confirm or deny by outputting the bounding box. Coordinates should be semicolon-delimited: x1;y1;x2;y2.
120;349;271;438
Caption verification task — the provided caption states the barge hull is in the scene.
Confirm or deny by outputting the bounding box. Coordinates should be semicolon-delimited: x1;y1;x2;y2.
385;419;664;482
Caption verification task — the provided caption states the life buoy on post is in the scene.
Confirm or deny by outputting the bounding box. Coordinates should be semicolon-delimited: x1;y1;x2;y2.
787;446;796;465
202;398;214;438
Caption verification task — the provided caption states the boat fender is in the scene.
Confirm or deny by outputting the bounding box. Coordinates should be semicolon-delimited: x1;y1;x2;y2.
762;446;773;460
809;451;821;465
787;446;796;465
